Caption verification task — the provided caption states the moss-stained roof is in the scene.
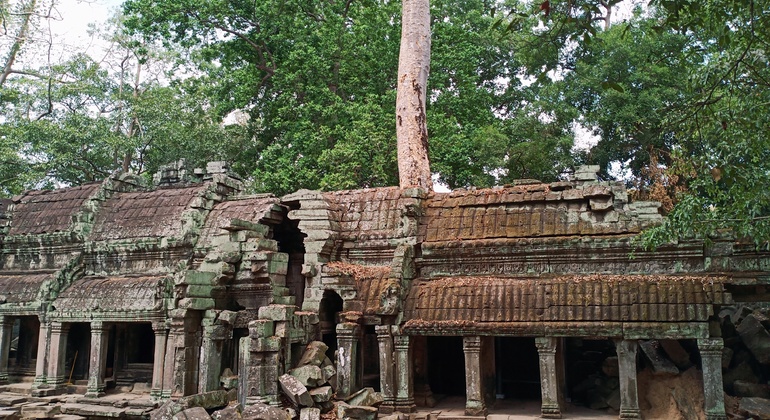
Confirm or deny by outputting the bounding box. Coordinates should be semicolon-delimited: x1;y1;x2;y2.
404;275;729;331
198;195;281;246
90;185;207;241
55;275;166;312
8;183;101;235
0;272;52;304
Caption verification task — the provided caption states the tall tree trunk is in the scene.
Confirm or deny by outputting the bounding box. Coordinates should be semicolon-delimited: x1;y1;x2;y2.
0;0;37;86
396;0;433;190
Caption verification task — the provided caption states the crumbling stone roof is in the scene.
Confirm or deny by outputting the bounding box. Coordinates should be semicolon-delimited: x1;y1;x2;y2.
54;275;166;313
8;183;101;235
90;185;208;241
198;195;281;246
0;272;52;304
325;262;396;315
403;275;729;332
322;187;404;240
421;181;660;242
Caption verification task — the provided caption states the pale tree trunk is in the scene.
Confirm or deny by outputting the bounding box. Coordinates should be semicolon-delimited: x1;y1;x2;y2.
396;0;433;190
0;0;38;86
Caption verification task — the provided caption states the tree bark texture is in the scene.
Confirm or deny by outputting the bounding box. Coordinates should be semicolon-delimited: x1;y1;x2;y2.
396;0;433;190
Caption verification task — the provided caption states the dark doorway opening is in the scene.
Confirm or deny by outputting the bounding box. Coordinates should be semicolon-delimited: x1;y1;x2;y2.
9;316;39;377
362;325;379;391
115;323;154;387
495;337;540;400
427;336;465;397
320;290;343;360
66;323;91;382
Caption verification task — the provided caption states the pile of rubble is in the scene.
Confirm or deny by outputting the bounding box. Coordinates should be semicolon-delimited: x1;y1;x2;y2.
278;341;383;420
720;305;770;419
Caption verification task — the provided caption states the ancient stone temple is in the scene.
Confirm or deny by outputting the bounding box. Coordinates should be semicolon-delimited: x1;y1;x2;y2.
0;162;768;420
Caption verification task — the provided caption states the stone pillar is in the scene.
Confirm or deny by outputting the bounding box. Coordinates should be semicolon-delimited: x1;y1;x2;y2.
198;313;230;393
463;336;487;416
698;338;727;420
164;310;202;398
151;322;168;400
46;322;69;388
33;321;49;387
394;333;415;413
615;339;641;419
0;316;13;384
376;325;396;413
86;321;109;397
336;322;360;399
535;337;562;419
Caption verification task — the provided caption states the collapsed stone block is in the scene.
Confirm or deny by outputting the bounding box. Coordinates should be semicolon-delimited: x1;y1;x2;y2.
289;365;324;387
734;381;770;399
258;305;295;321
297;341;329;367
179;390;230;410
151;401;184;420
21;404;61;419
241;403;291;420
173;407;212;420
211;405;242;420
738;397;770;420
345;387;383;407
309;386;333;403
336;402;377;420
639;340;679;375
737;314;770;365
221;368;238;390
279;374;314;407
321;365;337;388
299;407;320;420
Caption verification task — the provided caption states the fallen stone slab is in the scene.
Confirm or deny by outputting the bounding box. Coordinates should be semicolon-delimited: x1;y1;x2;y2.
639;340;679;375
211;405;241;420
21;404;61;418
0;394;28;406
300;407;320;420
734;381;770;399
309;386;333;403
279;374;313;407
298;341;329;367
289;365;324;388
52;415;86;420
345;388;383;407
60;403;126;418
0;409;20;420
150;400;184;420
336;402;377;420
179;390;229;410
737;314;770;365
173;407;212;420
241;402;291;420
658;339;693;370
738;397;770;419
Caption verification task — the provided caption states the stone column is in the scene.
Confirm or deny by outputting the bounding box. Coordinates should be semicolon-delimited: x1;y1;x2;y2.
86;321;109;397
394;333;415;413
164;310;202;398
33;321;49;388
336;322;360;399
376;325;396;413
0;316;13;384
615;339;641;419
698;338;727;420
151;322;168;400
198;313;230;393
46;322;69;387
535;337;562;418
463;336;487;416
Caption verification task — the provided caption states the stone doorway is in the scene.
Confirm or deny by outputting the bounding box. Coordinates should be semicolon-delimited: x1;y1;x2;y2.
8;316;39;378
494;337;541;401
426;336;465;398
114;323;154;388
65;323;91;382
319;290;343;360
